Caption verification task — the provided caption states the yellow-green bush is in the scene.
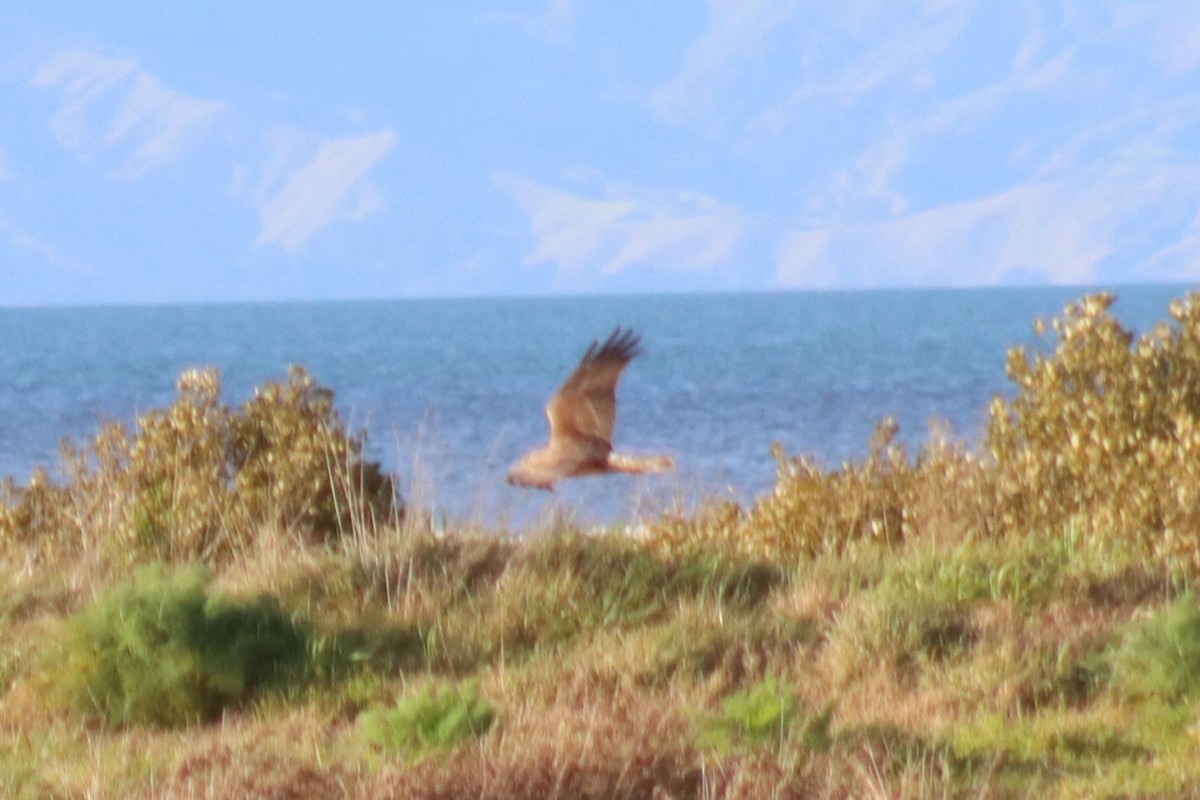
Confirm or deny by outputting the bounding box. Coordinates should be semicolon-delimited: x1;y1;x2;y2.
0;366;399;564
746;419;916;554
987;292;1200;564
650;419;928;559
228;366;397;538
0;468;69;560
649;290;1200;569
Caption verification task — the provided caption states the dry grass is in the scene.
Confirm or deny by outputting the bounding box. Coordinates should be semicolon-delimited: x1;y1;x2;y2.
6;291;1200;797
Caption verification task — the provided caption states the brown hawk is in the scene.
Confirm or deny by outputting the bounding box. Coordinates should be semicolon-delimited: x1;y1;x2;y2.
506;327;674;490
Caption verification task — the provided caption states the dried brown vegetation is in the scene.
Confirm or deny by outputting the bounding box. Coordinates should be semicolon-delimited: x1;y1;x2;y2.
6;292;1200;798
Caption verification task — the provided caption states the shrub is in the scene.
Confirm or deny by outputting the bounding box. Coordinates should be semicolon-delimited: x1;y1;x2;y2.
359;680;496;759
987;292;1200;562
648;290;1200;570
60;564;309;727
642;497;744;558
0;366;399;563
747;419;915;554
1112;592;1200;701
0;468;71;558
648;419;920;559
696;676;805;752
229;366;397;538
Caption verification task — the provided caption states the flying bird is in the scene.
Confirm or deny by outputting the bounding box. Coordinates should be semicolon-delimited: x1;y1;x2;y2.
507;327;675;490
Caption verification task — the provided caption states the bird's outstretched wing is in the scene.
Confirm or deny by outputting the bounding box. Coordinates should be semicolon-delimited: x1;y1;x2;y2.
545;326;642;452
507;326;672;489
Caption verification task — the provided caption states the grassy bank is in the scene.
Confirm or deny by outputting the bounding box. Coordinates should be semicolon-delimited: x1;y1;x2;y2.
5;292;1200;798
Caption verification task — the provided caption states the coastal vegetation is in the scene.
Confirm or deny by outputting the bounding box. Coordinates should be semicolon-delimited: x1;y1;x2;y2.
4;291;1200;797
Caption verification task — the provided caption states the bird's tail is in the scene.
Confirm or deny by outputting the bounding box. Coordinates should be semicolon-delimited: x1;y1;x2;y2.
608;452;676;475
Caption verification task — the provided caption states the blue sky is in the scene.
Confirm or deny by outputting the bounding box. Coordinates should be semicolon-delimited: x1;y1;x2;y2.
2;2;1199;306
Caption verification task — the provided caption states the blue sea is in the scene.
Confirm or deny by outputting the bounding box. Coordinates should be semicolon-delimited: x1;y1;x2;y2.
0;286;1191;527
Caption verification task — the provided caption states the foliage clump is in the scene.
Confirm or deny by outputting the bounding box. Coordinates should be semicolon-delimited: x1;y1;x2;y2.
359;680;495;759
748;419;916;553
650;418;979;559
60;564;309;727
987;292;1200;564
1112;592;1200;702
649;290;1200;569
0;366;399;563
696;676;818;752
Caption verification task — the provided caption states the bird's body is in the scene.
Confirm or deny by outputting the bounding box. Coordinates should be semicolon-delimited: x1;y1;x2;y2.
506;327;675;490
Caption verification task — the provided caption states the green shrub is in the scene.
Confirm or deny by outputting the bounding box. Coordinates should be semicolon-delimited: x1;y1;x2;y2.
696;676;803;752
751;420;915;552
1113;592;1200;701
359;680;495;759
61;564;309;726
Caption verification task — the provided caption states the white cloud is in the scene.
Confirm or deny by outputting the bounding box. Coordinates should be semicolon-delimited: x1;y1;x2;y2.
775;229;835;287
105;74;225;179
496;172;743;276
1032;93;1200;183
1154;19;1200;77
32;49;138;151
778;157;1200;289
0;213;62;266
32;48;224;179
653;0;797;123
749;4;973;136
824;76;1015;216
254;130;397;250
727;3;1200;298
1137;227;1200;282
815;6;969;102
780;60;1200;290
